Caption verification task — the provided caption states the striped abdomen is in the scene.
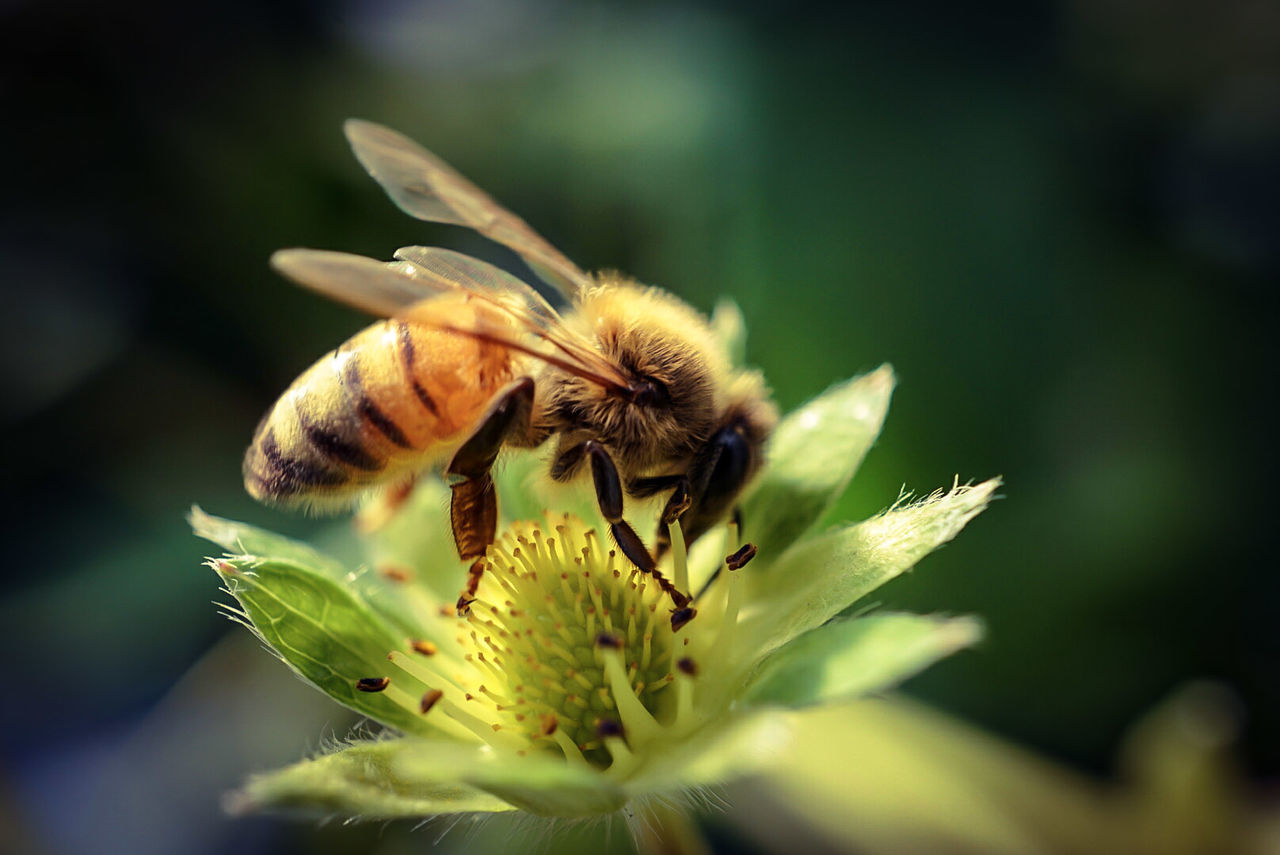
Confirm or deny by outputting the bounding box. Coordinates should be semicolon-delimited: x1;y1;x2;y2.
244;297;517;509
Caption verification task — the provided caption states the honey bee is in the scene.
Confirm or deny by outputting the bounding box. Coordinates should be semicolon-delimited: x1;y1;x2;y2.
243;121;777;607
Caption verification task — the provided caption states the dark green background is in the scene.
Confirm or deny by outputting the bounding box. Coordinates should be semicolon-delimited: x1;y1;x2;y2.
2;1;1275;853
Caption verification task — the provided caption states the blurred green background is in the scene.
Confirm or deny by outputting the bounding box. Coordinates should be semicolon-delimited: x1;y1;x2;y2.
2;1;1276;853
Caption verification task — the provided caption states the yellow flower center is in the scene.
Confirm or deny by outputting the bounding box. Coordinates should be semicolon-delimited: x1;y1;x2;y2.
458;516;686;766
371;512;759;774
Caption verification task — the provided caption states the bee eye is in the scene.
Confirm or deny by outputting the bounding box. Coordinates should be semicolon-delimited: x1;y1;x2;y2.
630;377;671;408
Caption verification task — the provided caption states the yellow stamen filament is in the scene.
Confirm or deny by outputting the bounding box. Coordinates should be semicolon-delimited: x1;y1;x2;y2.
668;519;689;596
600;646;661;744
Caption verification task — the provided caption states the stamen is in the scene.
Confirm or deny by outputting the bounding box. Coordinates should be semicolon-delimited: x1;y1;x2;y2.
552;728;591;768
593;717;634;767
387;651;466;695
667;518;689;596
380;565;412;583
479;685;511;705
420;689;444;713
597;639;660;744
410;639;438;656
670;606;697;633
726;542;757;571
709;546;750;662
355;677;390;692
674;663;695;726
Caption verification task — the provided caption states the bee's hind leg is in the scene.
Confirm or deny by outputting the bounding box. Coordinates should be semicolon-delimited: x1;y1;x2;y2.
446;378;535;611
582;441;690;608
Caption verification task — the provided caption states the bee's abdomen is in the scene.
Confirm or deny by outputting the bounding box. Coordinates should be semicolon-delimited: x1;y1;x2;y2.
243;311;515;510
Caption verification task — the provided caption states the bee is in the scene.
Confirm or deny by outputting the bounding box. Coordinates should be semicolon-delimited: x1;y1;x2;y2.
243;121;777;608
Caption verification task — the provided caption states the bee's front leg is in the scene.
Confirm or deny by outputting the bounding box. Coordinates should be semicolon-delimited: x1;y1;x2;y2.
582;441;690;608
446;378;535;611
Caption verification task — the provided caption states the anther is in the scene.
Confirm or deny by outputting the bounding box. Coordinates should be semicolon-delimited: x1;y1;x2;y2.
411;639;438;656
540;713;559;736
455;595;474;615
595;632;624;650
662;481;692;525
356;677;391;692
677;657;698;677
420;689;444;713
594;717;625;739
670;606;697;633
726;543;758;571
380;565;412;583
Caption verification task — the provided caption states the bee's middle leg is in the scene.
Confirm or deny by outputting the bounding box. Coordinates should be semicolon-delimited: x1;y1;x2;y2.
446;378;535;609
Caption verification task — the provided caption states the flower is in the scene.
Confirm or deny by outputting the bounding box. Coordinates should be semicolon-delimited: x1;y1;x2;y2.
192;356;998;847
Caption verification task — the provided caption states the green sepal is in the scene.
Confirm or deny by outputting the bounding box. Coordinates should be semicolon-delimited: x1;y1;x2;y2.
228;740;515;818
395;744;627;817
352;479;463;604
748;698;1109;855
740;367;895;568
710;298;748;365
194;509;452;662
191;505;347;578
211;556;451;738
740;478;1000;660
743;613;983;709
630;710;793;795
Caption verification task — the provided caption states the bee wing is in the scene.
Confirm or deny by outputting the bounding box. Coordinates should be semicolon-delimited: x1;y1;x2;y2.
271;248;436;317
393;246;563;324
271;248;632;391
345;119;593;301
393;247;632;389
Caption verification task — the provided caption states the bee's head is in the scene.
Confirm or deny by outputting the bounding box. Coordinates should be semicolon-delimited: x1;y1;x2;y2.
556;280;729;471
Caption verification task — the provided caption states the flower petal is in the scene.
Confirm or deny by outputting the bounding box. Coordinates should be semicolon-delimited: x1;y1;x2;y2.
227;740;514;818
742;613;983;709
740;366;895;565
210;557;467;739
739;478;1000;661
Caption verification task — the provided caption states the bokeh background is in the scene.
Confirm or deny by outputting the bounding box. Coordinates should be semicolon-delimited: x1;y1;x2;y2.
2;0;1277;853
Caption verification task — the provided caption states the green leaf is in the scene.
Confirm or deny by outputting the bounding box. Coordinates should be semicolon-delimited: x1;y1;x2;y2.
739;478;1000;661
740;367;895;567
212;557;465;739
743;613;983;709
229;740;515;818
